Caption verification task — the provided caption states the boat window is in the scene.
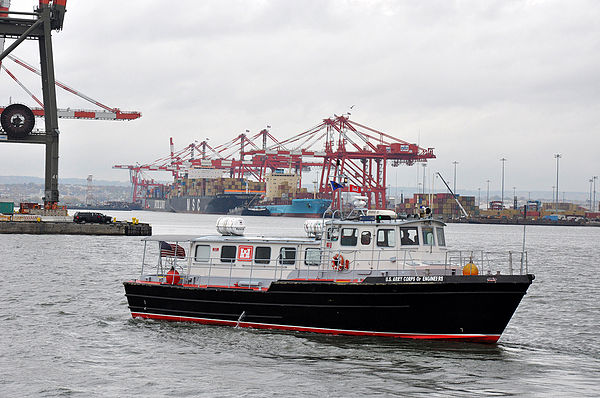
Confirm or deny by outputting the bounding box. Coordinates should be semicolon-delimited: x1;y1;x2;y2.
327;227;339;241
422;227;435;246
400;227;419;246
279;247;296;265
304;248;321;266
220;245;236;263
377;229;396;247
255;246;271;264
436;227;446;246
340;228;357;246
194;245;210;262
360;231;371;245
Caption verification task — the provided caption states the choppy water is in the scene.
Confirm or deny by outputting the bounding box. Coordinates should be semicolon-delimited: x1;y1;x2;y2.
1;211;599;397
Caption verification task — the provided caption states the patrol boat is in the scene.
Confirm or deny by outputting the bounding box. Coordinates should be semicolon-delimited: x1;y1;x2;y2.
123;208;534;343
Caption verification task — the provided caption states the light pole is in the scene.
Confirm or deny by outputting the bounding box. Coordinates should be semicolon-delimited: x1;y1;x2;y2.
554;153;561;210
422;163;427;196
590;178;594;210
594;176;598;211
486;180;490;210
500;158;506;209
452;161;459;195
478;187;481;208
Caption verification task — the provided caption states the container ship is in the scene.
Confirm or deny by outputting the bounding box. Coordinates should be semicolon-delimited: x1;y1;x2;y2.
148;193;259;214
145;171;331;217
264;198;331;218
145;177;264;214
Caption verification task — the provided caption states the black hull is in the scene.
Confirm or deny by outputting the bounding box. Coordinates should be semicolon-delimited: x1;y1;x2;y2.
165;194;258;214
124;275;533;343
241;208;271;216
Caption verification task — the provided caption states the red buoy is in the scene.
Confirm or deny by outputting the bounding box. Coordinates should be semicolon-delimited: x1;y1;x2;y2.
166;267;180;285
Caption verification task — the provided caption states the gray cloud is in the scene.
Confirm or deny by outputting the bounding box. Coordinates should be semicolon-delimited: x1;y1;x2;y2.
1;0;598;193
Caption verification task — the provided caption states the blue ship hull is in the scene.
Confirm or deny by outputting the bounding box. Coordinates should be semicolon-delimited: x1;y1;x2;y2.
264;199;331;218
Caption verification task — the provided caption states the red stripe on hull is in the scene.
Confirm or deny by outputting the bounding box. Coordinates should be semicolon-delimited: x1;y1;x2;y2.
131;312;500;343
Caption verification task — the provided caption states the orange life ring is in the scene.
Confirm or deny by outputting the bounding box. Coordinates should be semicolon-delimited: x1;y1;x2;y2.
332;254;349;271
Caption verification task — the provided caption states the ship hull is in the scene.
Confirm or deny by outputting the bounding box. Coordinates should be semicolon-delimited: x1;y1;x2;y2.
264;199;331;218
124;275;533;343
241;207;271;216
148;194;258;214
269;212;323;218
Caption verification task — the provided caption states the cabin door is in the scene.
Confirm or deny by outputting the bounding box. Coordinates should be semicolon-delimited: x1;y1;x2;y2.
375;228;397;270
359;229;375;270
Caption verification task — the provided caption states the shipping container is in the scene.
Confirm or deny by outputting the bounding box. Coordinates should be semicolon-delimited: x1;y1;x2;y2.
0;201;15;215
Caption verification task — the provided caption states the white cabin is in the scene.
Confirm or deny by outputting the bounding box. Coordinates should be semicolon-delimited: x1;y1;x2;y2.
136;216;525;289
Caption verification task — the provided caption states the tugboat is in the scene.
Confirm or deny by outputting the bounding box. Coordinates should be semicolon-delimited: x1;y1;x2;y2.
240;207;271;217
123;207;534;343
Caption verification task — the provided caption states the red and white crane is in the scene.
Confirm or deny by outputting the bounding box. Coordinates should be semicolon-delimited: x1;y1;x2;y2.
241;115;435;209
115;116;435;209
0;54;141;121
2;1;139;123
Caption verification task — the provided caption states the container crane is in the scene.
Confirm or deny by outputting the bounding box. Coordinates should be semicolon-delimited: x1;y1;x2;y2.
0;54;141;121
0;0;140;209
116;116;434;210
243;115;436;209
113;139;206;205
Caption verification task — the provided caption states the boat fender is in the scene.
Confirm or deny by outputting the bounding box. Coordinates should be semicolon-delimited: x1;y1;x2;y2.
462;262;479;275
332;254;349;271
166;266;181;284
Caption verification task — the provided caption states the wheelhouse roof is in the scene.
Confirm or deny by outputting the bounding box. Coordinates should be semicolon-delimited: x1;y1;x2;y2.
143;234;317;245
142;218;445;243
325;218;446;227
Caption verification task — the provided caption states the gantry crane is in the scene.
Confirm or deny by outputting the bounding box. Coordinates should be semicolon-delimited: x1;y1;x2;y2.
0;54;141;121
115;116;435;210
0;0;140;208
242;115;435;209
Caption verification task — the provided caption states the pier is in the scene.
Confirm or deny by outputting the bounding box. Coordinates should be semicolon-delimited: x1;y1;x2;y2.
0;220;151;236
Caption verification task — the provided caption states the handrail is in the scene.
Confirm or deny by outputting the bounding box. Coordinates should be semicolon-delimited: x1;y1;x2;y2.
140;245;531;287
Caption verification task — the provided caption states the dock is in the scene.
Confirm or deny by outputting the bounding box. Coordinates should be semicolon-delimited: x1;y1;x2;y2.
0;220;152;236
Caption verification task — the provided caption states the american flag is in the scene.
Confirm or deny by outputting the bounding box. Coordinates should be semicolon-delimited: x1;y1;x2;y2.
160;241;186;258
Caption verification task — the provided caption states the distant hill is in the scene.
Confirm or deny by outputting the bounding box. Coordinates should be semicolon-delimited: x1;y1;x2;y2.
0;175;130;187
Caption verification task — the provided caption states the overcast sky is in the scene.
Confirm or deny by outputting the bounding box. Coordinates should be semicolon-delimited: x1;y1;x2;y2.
1;0;599;195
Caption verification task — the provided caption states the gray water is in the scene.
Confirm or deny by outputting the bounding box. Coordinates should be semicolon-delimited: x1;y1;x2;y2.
1;212;599;397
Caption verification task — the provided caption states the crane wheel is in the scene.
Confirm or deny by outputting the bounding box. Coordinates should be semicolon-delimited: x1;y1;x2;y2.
1;104;35;139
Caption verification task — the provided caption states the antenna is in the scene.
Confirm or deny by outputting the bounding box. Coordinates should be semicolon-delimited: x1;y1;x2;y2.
436;172;469;218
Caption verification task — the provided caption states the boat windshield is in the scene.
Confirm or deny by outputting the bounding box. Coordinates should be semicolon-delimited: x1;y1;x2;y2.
422;227;435;246
436;227;446;246
400;227;419;246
